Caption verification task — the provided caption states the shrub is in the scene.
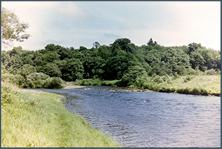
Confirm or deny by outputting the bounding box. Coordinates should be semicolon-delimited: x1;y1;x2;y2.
2;73;27;87
191;88;208;95
1;81;17;105
79;79;102;86
18;64;36;77
2;73;15;82
152;75;164;83
26;72;50;88
14;74;26;87
44;77;63;89
176;88;191;94
176;88;208;95
183;76;193;83
119;65;148;87
187;68;199;75
101;80;118;87
159;87;176;93
205;69;218;75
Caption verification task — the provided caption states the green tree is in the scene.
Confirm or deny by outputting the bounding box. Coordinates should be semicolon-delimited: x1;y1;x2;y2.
187;43;202;54
18;64;36;77
93;42;101;49
61;59;84;81
1;8;29;47
119;65;148;87
190;50;205;70
111;38;136;53
83;56;105;79
40;63;62;77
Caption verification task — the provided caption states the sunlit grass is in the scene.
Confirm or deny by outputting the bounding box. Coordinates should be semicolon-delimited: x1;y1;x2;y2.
2;89;119;147
70;75;220;96
165;75;220;95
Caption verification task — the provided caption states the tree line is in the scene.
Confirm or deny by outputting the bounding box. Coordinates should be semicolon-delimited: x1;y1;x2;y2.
2;38;220;88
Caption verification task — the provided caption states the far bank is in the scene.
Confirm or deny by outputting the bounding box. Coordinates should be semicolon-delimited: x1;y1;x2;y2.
67;75;220;96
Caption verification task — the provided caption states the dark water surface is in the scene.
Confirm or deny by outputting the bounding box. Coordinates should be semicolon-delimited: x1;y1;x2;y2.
43;86;220;147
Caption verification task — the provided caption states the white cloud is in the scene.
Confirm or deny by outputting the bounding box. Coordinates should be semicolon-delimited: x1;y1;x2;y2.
1;2;220;51
2;2;83;50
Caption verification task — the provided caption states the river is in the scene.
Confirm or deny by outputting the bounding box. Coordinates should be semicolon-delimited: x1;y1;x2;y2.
43;86;220;147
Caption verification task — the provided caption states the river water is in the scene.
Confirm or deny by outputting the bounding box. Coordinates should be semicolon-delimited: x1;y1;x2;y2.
43;86;220;147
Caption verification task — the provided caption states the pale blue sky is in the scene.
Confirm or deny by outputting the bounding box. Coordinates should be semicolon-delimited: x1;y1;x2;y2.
2;1;220;50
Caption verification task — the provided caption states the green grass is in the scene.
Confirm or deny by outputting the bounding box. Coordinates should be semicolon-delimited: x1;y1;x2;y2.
70;75;220;96
2;88;119;147
143;75;220;96
172;75;220;94
70;79;119;87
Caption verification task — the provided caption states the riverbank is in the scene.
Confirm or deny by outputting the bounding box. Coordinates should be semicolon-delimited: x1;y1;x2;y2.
68;75;220;96
2;86;119;147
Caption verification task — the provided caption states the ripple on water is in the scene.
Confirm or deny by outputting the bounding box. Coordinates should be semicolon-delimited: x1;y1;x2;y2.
45;87;220;147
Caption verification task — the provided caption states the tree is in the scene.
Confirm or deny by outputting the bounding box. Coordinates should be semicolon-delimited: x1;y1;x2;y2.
40;63;62;77
119;65;148;87
190;51;205;70
187;43;202;54
147;38;157;46
61;59;84;81
104;51;136;79
1;8;30;47
93;42;101;49
83;55;105;79
79;46;88;51
111;38;136;53
2;46;24;74
19;64;36;77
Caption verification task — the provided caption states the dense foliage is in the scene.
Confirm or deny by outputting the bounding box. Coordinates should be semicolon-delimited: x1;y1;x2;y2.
2;38;220;89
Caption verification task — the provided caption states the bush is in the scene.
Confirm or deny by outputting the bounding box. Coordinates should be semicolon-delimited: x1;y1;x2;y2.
101;80;118;87
152;75;164;83
1;81;17;105
176;88;191;94
183;76;193;83
119;65;148;87
159;87;176;93
205;69;218;75
14;74;27;87
176;88;208;95
26;72;50;88
187;68;199;75
2;73;15;82
79;79;102;86
191;88;208;95
18;64;36;77
44;77;63;89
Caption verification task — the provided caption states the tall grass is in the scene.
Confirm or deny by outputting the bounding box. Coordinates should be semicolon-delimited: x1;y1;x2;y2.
71;75;220;96
75;79;119;87
2;84;119;147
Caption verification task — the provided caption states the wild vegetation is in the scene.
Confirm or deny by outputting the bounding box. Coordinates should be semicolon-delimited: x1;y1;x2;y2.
2;82;119;147
2;39;220;94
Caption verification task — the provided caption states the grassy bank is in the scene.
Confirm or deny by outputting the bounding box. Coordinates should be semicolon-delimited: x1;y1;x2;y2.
71;75;220;96
158;75;220;96
74;79;119;87
142;75;220;96
2;84;119;147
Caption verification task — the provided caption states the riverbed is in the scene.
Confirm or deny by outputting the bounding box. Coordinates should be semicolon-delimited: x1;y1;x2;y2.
42;86;220;147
